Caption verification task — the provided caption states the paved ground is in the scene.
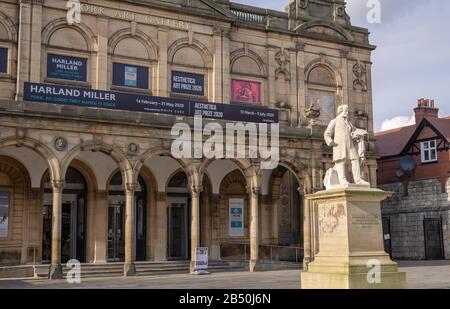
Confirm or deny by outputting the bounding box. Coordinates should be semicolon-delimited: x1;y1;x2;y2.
0;261;449;289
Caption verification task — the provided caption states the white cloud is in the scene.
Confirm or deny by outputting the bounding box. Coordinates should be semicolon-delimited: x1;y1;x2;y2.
380;115;415;132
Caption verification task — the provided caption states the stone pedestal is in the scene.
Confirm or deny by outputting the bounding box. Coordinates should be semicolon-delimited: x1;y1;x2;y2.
301;186;406;289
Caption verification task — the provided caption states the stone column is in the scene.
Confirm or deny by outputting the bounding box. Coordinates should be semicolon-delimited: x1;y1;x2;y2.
212;27;223;103
157;27;169;97
249;186;261;272
296;43;306;127
49;180;65;279
154;192;167;261
301;187;312;269
124;183;138;276
95;17;109;90
190;186;202;273
267;47;276;108
29;1;42;82
15;0;32;100
222;30;231;104
93;191;108;264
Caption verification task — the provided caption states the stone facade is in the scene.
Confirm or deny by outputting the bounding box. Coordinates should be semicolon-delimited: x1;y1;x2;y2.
0;0;377;276
381;179;450;260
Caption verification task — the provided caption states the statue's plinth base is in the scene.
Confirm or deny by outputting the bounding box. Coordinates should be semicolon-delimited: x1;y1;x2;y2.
301;187;406;289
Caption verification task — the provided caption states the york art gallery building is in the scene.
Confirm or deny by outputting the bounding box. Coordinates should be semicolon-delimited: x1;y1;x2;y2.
0;0;377;278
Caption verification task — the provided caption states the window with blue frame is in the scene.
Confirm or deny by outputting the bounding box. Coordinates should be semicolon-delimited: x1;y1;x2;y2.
113;63;149;90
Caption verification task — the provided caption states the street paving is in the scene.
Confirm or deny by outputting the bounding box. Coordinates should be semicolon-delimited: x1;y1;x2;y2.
0;261;449;289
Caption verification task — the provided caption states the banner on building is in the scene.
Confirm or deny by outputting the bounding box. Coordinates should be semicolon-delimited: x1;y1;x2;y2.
231;80;261;104
171;71;205;96
0;48;7;74
195;247;209;270
47;54;88;82
23;82;278;124
229;199;245;237
0;192;9;238
113;63;149;89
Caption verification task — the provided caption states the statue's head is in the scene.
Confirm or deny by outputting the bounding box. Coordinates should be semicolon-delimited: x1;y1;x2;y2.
337;105;349;118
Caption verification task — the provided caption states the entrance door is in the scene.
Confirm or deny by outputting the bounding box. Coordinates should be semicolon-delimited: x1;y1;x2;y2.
108;197;125;262
42;193;87;263
167;197;190;260
424;218;444;260
107;194;147;262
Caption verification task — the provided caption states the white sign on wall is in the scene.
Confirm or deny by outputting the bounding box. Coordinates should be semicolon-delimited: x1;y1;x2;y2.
229;198;244;237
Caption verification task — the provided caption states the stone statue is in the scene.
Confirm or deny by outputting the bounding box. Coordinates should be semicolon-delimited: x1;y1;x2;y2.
324;104;370;189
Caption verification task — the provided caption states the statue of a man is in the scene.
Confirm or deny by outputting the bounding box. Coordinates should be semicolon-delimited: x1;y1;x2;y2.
324;105;370;188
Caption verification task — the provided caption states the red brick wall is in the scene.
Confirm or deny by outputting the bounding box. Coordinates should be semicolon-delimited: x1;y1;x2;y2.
377;150;450;192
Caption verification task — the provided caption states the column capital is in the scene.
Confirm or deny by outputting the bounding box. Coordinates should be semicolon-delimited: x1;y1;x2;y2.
246;186;261;196
125;182;140;194
52;180;66;192
190;185;203;198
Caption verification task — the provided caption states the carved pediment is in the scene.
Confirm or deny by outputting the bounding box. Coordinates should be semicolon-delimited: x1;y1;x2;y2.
295;21;353;42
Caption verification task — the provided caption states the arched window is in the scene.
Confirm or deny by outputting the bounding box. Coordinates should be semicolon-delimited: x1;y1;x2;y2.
306;65;338;126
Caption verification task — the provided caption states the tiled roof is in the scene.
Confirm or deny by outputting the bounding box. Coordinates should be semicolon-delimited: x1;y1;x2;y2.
375;117;450;158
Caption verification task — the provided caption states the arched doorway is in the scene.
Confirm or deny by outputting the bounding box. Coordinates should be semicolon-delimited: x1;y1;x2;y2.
166;171;191;260
42;167;87;263
107;171;147;262
269;166;303;261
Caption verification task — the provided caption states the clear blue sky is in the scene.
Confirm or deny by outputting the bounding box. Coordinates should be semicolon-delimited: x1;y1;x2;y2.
233;0;450;131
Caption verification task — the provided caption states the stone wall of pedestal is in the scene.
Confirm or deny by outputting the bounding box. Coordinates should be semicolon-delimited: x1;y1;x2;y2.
302;187;406;289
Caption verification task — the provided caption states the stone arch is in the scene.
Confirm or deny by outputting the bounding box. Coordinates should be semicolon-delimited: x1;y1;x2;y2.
305;61;342;89
168;38;213;69
0;11;18;42
0;155;32;190
199;158;258;190
296;21;354;42
61;141;132;186
219;169;247;195
108;29;158;60
42;18;97;51
165;168;189;192
135;147;190;183
230;48;267;77
277;158;312;193
0;137;61;182
0;156;32;264
67;159;98;193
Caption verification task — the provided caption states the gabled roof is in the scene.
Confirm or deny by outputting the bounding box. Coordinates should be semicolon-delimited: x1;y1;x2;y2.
375;117;450;158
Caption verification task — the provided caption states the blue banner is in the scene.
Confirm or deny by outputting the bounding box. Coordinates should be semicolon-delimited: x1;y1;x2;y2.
47;54;87;82
23;82;278;124
171;71;205;96
113;63;149;89
0;48;7;74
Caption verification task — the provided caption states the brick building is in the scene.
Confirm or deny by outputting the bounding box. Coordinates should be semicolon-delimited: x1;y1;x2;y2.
376;99;450;260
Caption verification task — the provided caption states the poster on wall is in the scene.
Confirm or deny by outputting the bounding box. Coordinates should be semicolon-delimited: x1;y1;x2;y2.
231;80;261;104
229;199;244;237
307;90;336;125
113;63;149;89
23;82;279;124
0;192;9;238
47;54;87;82
171;71;205;96
0;48;7;74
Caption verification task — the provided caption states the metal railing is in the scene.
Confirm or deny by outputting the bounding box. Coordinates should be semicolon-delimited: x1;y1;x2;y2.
220;243;304;264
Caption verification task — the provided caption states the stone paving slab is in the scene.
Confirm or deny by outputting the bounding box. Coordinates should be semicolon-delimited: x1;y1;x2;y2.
0;261;449;289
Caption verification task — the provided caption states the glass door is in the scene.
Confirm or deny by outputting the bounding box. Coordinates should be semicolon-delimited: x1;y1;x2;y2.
167;197;190;260
108;197;125;262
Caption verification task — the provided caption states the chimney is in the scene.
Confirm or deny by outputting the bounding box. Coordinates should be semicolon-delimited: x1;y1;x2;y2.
415;98;439;124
